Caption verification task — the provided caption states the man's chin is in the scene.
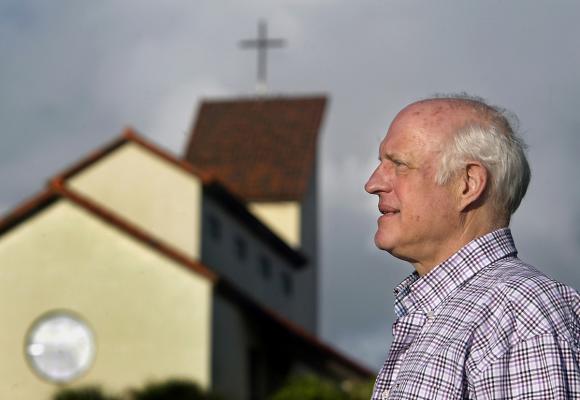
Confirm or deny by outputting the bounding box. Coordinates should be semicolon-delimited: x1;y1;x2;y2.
374;234;396;252
374;235;416;262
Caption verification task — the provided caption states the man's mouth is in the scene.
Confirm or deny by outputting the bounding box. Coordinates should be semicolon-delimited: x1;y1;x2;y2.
379;206;400;216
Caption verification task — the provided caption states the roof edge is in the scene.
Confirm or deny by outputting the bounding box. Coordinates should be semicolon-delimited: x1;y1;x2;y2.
53;127;214;184
56;134;129;181
123;128;214;184
216;278;374;378
196;93;329;105
50;178;218;283
51;127;306;265
204;182;308;267
0;189;59;236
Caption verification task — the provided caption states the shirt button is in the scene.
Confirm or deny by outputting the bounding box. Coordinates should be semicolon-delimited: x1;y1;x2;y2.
426;310;435;319
381;389;389;399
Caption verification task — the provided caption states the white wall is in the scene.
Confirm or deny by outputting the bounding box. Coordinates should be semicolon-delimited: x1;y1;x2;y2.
69;142;203;259
248;201;301;248
0;200;212;399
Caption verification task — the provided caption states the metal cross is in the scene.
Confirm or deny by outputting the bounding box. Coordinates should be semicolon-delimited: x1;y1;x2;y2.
240;20;286;93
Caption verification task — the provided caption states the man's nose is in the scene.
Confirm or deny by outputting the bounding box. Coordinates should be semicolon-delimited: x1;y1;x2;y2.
365;164;389;194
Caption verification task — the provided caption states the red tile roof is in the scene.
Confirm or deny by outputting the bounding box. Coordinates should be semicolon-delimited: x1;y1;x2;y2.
184;96;327;201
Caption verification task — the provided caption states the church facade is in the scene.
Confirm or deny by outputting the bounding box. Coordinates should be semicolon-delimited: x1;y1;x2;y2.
0;96;372;400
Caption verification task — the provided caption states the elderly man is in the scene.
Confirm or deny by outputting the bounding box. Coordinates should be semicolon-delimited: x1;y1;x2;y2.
365;96;580;399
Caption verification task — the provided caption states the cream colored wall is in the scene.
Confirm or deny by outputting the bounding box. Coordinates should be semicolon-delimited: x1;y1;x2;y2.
248;201;301;248
69;142;202;259
0;200;212;400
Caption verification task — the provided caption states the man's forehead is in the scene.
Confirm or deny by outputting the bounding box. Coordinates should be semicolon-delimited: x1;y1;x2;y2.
377;100;466;159
379;127;430;160
389;99;487;140
404;98;492;124
401;100;471;122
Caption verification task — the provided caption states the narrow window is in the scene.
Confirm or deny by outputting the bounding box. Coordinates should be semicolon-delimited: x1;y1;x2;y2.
259;255;271;279
234;235;247;261
281;271;293;296
208;214;221;241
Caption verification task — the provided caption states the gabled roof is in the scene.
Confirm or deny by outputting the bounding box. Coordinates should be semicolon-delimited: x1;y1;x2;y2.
0;183;218;283
51;128;306;267
184;96;327;201
0;178;373;379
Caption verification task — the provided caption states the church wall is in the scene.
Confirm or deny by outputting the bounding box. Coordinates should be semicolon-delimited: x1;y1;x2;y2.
211;289;369;400
200;192;305;328
211;292;304;400
0;200;212;400
211;294;250;400
293;170;319;334
68;142;203;259
247;202;301;248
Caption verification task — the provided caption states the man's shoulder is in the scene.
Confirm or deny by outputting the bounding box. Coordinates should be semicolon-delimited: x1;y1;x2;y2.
447;255;579;325
461;256;580;366
458;257;580;383
474;256;579;313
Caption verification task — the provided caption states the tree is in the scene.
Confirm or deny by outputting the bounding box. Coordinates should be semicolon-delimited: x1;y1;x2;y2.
129;379;222;400
269;375;346;400
269;375;374;400
53;386;120;400
341;379;374;400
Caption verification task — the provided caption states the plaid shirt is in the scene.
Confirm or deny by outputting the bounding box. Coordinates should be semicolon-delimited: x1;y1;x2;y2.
372;228;580;399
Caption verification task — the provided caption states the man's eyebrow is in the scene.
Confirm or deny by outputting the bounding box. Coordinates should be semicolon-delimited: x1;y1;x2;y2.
382;152;404;162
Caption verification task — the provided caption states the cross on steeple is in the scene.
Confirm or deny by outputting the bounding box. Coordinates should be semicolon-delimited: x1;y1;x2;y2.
240;20;286;94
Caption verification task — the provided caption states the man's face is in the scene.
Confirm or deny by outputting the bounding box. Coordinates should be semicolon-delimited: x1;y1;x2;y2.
365;103;462;268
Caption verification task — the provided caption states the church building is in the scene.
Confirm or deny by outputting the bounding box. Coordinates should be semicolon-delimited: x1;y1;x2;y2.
0;96;372;400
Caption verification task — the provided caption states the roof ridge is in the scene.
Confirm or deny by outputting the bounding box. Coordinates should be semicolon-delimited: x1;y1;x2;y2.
52;126;214;184
198;94;328;104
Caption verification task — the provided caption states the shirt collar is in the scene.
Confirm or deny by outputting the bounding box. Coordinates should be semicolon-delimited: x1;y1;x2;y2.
393;228;517;318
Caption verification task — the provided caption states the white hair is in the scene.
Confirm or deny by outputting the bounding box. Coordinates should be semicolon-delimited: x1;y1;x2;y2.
434;98;531;220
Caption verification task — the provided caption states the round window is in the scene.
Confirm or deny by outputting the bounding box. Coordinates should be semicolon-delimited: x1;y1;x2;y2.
25;311;96;383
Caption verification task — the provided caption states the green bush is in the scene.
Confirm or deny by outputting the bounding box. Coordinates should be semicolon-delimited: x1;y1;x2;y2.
53;386;120;400
269;375;347;400
341;379;374;400
129;379;221;400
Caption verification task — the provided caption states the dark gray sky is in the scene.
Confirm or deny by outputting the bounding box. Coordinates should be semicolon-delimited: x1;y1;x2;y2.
2;0;579;370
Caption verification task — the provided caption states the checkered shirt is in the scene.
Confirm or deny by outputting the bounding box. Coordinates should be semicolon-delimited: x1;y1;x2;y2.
371;228;580;399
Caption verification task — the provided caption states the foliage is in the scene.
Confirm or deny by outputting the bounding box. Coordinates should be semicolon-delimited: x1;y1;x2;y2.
53;386;120;400
341;379;374;400
50;376;372;400
269;374;375;400
129;379;222;400
51;379;220;400
269;375;347;400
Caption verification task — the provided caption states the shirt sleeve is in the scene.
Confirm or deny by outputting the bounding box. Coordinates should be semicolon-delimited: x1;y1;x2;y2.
470;334;580;399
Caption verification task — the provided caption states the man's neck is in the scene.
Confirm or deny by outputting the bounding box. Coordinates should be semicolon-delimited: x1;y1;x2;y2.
413;214;508;277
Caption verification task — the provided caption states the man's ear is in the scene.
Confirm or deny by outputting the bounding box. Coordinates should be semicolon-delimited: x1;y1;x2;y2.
456;162;488;212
